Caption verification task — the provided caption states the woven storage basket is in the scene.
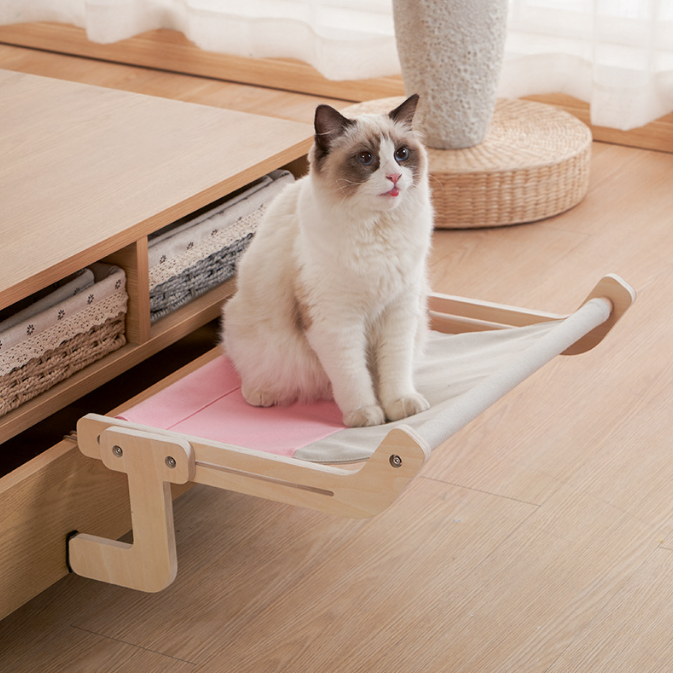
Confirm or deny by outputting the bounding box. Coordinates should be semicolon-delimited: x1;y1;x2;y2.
343;98;592;229
0;264;127;417
149;170;294;322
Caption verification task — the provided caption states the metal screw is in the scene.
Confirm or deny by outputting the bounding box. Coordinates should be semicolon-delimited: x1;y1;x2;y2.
389;454;402;468
112;445;123;458
165;456;177;469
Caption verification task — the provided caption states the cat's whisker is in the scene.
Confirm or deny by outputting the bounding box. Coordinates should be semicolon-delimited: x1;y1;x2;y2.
428;173;444;190
336;177;364;197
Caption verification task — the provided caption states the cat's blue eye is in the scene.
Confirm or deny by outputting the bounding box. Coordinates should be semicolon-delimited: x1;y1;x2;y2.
395;147;410;162
357;151;375;166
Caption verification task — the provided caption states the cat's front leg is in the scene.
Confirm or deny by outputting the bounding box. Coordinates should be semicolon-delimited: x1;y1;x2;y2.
376;300;430;422
305;322;385;428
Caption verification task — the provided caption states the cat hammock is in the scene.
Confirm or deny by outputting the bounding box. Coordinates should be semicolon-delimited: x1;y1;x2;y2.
67;275;634;592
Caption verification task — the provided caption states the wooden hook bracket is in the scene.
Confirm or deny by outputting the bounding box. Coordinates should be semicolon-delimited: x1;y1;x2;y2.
68;427;194;592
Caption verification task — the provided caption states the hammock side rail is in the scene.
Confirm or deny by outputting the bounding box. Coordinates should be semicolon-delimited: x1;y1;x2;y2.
428;273;634;355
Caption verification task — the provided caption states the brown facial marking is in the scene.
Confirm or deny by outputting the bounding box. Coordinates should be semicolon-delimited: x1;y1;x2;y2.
317;124;382;198
391;132;424;186
341;128;383;196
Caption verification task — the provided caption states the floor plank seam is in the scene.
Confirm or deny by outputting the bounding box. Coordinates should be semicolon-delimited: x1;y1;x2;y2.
418;474;542;507
594;496;668;530
70;624;198;666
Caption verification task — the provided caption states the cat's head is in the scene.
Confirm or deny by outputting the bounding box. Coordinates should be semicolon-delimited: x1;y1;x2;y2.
309;95;427;213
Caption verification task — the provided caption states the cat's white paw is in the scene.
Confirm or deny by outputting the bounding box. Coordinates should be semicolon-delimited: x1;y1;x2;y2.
344;404;386;428
242;387;277;408
384;393;430;421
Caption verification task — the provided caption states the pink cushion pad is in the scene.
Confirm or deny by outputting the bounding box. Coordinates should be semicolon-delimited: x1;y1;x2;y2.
117;355;345;457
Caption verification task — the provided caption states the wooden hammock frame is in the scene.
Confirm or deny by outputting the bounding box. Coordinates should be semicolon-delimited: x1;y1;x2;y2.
67;274;635;592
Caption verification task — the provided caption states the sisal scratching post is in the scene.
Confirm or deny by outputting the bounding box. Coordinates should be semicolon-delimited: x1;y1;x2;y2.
386;0;592;228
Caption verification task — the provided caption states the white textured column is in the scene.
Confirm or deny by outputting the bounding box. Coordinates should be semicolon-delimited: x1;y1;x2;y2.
393;0;508;149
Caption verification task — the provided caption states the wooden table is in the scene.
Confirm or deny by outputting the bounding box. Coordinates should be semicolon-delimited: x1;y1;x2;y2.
0;70;312;619
0;69;312;443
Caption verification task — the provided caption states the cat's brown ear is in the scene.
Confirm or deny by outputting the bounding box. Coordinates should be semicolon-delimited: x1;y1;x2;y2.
314;105;354;156
389;94;419;128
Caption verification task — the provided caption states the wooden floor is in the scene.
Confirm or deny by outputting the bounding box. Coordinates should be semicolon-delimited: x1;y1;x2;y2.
2;44;673;673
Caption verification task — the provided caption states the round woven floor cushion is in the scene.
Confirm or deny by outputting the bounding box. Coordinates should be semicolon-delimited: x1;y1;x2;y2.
343;98;592;229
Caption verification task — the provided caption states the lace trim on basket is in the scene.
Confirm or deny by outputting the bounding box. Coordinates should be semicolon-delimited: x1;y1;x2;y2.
147;170;294;287
0;265;126;352
149;208;265;288
0;291;128;376
0;315;127;417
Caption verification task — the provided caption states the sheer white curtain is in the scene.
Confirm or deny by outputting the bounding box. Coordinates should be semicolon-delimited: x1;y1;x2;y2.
0;0;399;81
502;0;673;130
2;0;672;130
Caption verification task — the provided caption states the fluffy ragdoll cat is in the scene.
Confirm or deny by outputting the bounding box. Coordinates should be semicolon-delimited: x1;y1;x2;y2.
222;94;434;428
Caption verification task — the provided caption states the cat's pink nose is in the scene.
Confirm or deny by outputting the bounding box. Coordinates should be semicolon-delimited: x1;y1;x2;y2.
387;173;401;185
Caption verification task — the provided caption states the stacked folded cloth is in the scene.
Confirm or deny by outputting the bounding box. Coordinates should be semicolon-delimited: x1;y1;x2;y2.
0;264;127;417
148;169;294;323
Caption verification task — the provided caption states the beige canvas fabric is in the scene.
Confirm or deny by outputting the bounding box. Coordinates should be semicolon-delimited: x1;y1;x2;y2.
295;298;610;463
